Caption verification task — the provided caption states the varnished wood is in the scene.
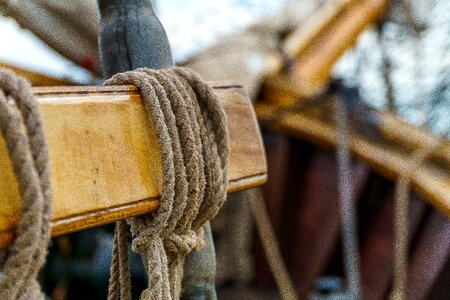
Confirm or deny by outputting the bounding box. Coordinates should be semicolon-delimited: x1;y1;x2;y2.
0;83;267;247
255;101;450;219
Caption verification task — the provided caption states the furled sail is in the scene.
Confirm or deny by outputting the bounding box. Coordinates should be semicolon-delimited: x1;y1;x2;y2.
0;0;101;74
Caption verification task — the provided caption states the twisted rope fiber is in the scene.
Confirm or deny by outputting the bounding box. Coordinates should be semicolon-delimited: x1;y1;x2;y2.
0;69;52;299
108;220;132;300
106;67;229;300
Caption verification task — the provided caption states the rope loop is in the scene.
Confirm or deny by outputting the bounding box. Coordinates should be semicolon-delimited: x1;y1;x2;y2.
0;69;52;300
131;229;161;255
106;67;229;300
165;229;205;255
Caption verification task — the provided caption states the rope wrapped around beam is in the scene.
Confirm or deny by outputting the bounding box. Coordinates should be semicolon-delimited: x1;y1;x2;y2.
0;69;52;300
105;67;229;300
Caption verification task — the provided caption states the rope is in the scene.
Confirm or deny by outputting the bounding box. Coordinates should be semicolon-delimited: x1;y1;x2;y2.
0;69;53;300
105;67;229;300
247;188;298;300
390;136;445;300
335;98;361;299
107;220;132;300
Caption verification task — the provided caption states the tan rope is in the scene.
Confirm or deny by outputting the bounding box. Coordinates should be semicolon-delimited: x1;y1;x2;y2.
0;69;52;300
108;220;132;300
247;188;298;300
390;136;445;300
335;98;361;298
105;67;229;300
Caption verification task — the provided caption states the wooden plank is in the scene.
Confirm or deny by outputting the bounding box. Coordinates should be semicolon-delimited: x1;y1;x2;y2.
0;83;267;246
258;80;450;168
255;101;450;219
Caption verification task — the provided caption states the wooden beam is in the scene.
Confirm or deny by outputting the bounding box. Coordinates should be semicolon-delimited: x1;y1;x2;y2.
0;83;267;246
291;0;389;92
283;0;353;59
258;80;450;169
264;0;389;102
255;101;450;219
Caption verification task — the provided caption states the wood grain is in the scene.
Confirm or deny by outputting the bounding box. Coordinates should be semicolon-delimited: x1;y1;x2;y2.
0;83;267;246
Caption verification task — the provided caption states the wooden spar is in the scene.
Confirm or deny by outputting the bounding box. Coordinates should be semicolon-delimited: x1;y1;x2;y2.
264;0;389;101
290;0;388;92
0;62;74;86
283;0;353;59
261;95;444;168
258;79;450;168
0;83;267;247
255;100;450;219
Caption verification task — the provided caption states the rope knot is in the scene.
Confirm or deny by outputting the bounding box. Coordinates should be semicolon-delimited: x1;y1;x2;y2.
106;67;229;300
165;229;205;255
131;227;161;255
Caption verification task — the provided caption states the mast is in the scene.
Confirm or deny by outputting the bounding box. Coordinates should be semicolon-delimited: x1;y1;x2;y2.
97;1;218;298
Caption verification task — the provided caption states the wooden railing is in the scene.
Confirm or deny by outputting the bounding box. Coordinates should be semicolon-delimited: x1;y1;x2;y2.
0;83;267;246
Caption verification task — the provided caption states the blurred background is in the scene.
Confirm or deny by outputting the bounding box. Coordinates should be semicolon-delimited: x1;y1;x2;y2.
1;0;448;133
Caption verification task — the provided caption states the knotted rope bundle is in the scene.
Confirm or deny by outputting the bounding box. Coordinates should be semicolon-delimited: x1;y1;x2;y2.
0;70;52;300
105;67;229;300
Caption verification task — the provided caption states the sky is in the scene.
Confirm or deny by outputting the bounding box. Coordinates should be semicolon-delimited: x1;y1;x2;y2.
0;0;287;82
333;0;449;133
0;17;92;82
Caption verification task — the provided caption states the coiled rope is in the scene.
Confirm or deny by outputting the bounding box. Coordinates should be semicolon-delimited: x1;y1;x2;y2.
105;67;229;300
0;69;52;300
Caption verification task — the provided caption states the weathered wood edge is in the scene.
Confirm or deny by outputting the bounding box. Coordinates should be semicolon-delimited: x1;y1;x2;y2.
0;173;267;246
31;82;244;95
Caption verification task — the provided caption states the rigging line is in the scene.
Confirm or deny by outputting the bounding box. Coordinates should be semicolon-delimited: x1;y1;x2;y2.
335;96;361;299
247;188;299;300
378;23;396;113
390;126;450;300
